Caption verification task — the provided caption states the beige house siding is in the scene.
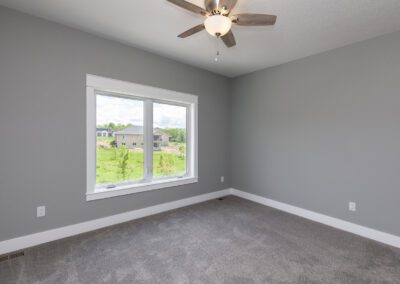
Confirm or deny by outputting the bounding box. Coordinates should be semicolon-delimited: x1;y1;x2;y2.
153;132;170;146
115;131;169;150
115;134;144;149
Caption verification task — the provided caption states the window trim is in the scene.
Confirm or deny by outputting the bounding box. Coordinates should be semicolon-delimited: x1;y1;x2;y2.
86;74;198;201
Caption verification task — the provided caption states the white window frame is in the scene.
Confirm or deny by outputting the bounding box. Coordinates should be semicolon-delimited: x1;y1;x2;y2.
86;74;198;201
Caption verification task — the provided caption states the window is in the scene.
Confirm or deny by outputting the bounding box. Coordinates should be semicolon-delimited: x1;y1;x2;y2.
86;75;198;201
96;94;144;186
153;102;187;178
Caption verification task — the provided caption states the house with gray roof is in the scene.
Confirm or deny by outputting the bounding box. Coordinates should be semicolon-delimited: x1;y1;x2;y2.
114;126;171;150
96;127;114;137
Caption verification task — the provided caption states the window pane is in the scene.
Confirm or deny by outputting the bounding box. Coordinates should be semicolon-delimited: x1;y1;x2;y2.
153;102;187;178
96;94;144;186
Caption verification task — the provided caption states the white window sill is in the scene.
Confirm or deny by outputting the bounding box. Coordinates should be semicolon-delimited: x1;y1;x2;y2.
86;176;198;201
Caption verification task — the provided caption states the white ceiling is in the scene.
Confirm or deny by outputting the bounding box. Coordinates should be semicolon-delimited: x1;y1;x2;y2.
1;0;400;77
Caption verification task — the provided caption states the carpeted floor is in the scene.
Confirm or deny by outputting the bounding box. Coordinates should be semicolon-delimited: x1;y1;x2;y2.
1;196;400;283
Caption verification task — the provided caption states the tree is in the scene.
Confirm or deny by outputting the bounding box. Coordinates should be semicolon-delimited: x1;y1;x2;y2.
176;131;185;143
96;123;134;131
164;128;186;143
118;148;129;180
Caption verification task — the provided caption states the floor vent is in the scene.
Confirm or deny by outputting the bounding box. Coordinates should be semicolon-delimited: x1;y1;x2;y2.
0;251;25;262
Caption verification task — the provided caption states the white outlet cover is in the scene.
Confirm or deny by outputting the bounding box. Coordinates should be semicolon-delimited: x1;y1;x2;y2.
220;176;224;183
349;202;356;212
37;206;46;217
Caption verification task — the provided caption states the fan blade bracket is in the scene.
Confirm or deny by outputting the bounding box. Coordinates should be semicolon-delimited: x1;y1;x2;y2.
205;0;238;15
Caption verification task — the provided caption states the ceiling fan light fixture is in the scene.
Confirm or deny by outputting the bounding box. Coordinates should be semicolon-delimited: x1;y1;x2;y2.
204;15;232;37
169;0;277;48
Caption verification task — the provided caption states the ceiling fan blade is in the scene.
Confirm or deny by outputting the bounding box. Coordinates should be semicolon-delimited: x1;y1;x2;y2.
178;24;205;38
205;0;238;13
221;30;236;48
167;0;208;16
232;13;277;26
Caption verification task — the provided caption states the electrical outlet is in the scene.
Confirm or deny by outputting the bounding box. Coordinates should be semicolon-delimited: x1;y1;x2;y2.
37;206;46;217
349;202;356;212
220;176;225;183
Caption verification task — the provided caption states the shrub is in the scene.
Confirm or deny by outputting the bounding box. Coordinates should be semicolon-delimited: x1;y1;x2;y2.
178;144;186;159
158;153;175;175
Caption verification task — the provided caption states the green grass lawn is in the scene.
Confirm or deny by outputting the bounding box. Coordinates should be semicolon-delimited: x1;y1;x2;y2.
96;143;186;185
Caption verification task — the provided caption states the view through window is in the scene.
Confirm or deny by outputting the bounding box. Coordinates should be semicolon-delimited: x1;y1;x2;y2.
96;94;144;186
95;94;189;188
153;102;187;178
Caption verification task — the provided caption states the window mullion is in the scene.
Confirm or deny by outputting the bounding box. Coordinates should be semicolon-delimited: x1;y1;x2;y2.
144;99;153;182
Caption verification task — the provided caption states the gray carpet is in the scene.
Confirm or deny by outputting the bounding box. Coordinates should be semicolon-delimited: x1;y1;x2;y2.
1;196;400;284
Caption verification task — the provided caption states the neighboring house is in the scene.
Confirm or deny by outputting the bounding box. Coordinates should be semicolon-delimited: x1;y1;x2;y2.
96;128;114;137
153;128;172;150
114;126;171;150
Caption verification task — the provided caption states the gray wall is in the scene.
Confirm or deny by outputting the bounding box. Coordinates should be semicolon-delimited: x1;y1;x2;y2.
2;5;400;243
0;7;231;241
232;31;400;236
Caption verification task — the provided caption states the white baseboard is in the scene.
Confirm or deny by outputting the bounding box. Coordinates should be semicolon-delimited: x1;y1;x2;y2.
2;188;399;255
0;189;230;255
230;188;400;249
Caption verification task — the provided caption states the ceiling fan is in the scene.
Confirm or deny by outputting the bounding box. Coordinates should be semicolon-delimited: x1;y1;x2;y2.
167;0;277;48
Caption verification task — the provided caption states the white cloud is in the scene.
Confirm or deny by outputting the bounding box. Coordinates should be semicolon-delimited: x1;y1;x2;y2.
96;95;143;126
154;103;186;129
96;95;186;129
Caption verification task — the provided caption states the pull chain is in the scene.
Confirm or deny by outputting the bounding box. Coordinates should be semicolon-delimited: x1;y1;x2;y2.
215;36;220;62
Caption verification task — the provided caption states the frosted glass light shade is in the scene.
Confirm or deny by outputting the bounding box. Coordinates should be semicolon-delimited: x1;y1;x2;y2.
204;15;232;37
